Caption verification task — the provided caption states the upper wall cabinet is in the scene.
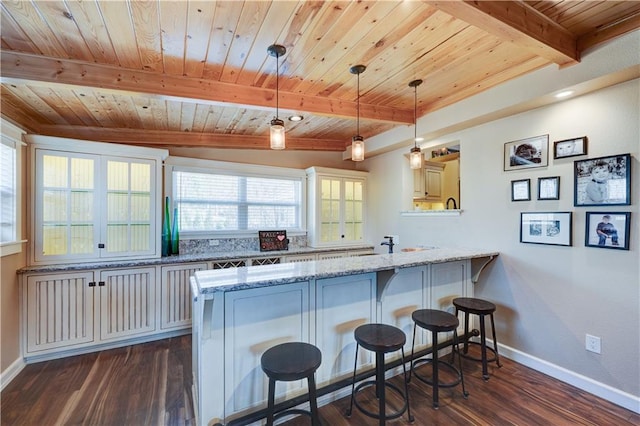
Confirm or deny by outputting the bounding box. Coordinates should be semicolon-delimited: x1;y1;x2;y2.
26;135;168;265
413;160;445;201
306;167;368;248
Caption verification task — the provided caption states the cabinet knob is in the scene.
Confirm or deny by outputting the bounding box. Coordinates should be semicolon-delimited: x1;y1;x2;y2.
98;281;105;287
88;281;96;287
98;243;105;249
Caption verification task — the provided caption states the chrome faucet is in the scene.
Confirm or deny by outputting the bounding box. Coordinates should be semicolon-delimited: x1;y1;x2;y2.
446;197;457;210
381;235;395;254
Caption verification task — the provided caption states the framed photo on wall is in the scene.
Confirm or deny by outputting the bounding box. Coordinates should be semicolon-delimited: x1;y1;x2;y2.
553;136;587;159
504;134;549;171
538;176;560;200
574;153;631;206
585;212;630;250
511;179;531;201
520;212;572;246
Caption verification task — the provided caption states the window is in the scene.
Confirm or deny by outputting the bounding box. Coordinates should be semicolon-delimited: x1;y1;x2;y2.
1;125;25;257
1;137;17;243
168;159;305;236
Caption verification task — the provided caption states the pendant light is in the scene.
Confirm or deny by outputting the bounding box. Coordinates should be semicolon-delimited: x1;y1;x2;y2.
409;79;423;169
350;64;366;162
268;44;286;150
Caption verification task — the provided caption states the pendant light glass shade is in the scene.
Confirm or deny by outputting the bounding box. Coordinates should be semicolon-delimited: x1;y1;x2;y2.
270;118;285;150
408;79;423;169
268;44;286;150
350;65;366;162
352;135;365;162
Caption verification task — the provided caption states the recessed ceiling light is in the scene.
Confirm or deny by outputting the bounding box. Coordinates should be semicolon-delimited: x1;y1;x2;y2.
288;115;304;122
555;90;574;99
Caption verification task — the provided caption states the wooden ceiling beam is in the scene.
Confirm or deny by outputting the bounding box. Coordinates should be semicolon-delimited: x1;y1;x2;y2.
0;51;414;125
578;11;640;53
426;1;579;66
34;125;348;151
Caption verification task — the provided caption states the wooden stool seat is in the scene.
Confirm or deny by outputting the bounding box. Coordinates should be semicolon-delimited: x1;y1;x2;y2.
410;309;468;408
261;342;322;426
346;323;413;425
453;297;502;380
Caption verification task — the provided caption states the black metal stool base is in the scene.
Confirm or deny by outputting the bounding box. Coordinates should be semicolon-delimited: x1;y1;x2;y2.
411;358;463;389
457;340;499;363
347;380;409;421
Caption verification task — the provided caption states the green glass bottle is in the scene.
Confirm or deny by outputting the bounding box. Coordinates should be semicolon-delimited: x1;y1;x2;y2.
171;207;180;255
162;196;171;256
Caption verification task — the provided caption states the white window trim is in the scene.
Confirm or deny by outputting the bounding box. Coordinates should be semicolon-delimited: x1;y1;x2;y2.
1;119;26;257
165;156;308;239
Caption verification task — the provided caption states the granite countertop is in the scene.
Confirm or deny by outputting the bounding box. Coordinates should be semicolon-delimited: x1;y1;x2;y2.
193;247;499;295
17;245;374;274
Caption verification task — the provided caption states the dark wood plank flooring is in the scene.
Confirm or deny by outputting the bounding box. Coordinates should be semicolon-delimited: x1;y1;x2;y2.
2;335;638;425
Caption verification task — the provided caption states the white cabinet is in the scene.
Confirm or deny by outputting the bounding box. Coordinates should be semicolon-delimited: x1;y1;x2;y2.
25;271;96;354
28;135;168;265
99;267;157;341
306;167;368;248
160;263;207;330
23;266;158;357
413;161;445;201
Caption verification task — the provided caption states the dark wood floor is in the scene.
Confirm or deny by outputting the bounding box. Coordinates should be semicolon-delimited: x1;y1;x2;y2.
2;335;639;425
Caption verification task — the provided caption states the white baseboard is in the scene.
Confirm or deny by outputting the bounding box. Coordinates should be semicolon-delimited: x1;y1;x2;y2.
497;341;640;414
1;356;26;392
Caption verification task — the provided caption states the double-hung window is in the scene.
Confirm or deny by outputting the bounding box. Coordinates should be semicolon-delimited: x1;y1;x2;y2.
167;158;305;236
1;121;25;257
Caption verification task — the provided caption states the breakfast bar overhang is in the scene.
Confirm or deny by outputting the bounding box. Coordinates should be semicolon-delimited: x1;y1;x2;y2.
191;248;498;426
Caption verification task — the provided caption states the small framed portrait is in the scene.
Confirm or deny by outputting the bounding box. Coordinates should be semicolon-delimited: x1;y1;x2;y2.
511;179;531;201
574;153;631;206
553;136;587;159
585;212;630;250
504;134;549;171
520;212;572;246
538;176;560;200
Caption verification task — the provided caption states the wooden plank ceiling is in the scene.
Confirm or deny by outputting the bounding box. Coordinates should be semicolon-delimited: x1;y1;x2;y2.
1;1;639;152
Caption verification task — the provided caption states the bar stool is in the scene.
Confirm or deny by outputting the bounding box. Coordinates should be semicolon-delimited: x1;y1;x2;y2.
409;309;468;408
260;342;322;426
453;297;502;380
346;323;413;425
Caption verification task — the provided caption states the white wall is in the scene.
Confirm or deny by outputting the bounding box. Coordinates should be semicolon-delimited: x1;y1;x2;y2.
365;79;640;410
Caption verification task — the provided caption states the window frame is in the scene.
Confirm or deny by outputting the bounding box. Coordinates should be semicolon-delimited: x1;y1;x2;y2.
165;157;307;239
0;120;26;257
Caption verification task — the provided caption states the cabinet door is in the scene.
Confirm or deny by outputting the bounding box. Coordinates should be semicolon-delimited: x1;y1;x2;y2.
413;167;425;198
99;267;156;340
315;273;376;383
160;263;207;330
25;272;95;354
425;168;443;200
224;282;310;413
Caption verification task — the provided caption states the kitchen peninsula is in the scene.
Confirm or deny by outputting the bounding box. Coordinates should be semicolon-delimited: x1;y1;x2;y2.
191;247;497;425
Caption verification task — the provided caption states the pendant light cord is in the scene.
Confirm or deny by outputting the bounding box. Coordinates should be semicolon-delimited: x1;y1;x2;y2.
356;72;360;135
413;83;417;148
276;54;280;118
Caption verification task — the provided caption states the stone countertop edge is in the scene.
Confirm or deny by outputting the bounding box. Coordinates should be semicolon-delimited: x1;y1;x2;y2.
194;247;499;295
16;245;375;274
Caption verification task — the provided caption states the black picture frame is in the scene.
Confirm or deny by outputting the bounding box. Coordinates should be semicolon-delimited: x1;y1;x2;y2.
585;212;630;250
553;136;588;159
520;212;572;246
504;135;549;171
574;153;631;206
538;176;560;200
511;179;531;201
